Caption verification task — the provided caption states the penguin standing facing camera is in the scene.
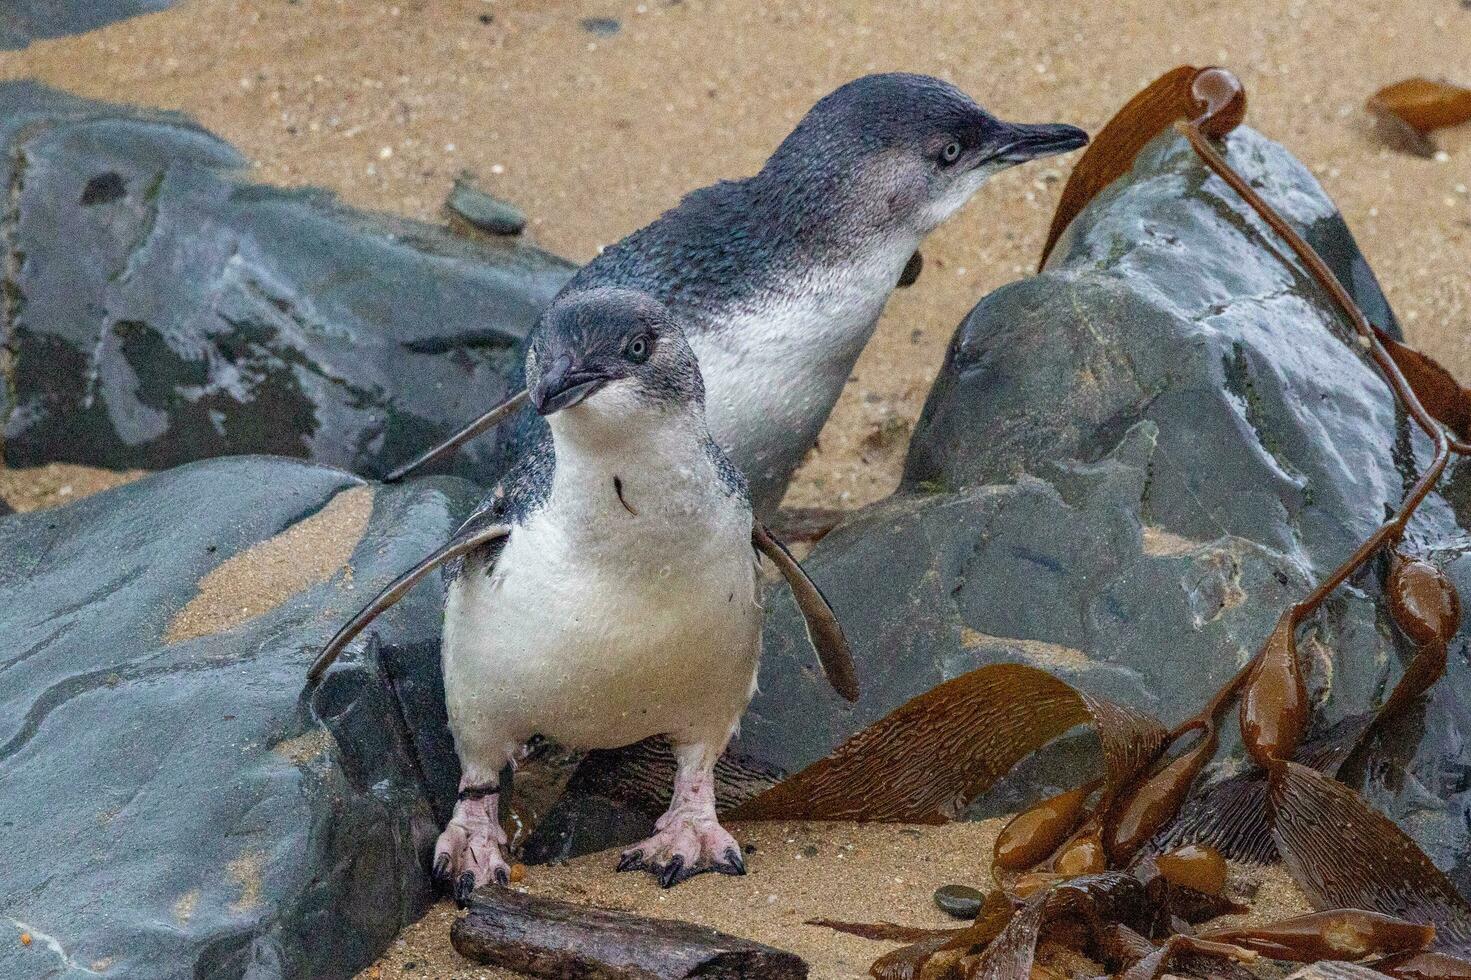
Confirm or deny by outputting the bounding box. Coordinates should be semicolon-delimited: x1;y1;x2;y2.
310;288;857;897
387;73;1088;517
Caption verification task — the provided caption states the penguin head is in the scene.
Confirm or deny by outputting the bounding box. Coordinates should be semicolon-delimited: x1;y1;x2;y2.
526;288;704;429
765;73;1088;237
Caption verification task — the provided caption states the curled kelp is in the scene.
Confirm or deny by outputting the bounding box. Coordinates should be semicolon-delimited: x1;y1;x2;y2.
747;66;1471;979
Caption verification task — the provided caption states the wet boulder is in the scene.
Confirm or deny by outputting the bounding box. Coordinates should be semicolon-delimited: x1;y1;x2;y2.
0;82;575;484
0;456;478;979
530;127;1471;887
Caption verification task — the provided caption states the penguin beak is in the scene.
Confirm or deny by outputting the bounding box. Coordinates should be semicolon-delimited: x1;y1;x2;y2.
982;120;1089;166
531;354;610;416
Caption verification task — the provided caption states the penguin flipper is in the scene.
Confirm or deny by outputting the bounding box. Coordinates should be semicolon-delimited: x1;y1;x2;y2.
382;389;529;483
306;517;512;686
753;522;860;702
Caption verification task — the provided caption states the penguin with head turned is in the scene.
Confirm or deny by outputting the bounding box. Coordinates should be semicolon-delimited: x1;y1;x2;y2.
311;288;857;895
387;72;1088;517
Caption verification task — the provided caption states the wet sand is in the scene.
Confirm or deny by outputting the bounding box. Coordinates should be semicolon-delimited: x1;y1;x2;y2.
1;0;1466;512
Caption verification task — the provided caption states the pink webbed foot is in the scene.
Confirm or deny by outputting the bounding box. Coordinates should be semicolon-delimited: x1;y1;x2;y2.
433;780;510;907
616;745;745;888
618;816;746;887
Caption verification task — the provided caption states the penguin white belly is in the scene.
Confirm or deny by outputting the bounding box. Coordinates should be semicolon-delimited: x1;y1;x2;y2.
442;506;761;758
694;247;913;512
698;331;856;513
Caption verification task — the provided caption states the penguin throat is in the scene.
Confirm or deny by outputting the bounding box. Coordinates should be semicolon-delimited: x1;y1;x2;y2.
549;408;707;485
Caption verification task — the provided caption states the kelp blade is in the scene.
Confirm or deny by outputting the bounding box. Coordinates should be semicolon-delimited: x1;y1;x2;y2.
1373;327;1471;442
730;663;1165;823
1367;78;1471;134
1270;762;1471;955
1039;65;1199;268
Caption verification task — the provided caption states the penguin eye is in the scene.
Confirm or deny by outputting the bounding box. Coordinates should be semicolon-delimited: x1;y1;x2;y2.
625;333;654;364
939;140;963;166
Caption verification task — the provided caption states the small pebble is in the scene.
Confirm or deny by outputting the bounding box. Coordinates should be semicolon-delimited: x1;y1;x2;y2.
933;883;985;919
580;17;621;37
446;179;527;235
509;863;526;883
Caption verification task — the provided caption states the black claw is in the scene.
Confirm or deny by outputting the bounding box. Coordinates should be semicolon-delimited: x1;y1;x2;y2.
454;871;477;908
493;866;510;887
717;846;747;876
432;853;452;888
617;850;643;873
658;854;687;889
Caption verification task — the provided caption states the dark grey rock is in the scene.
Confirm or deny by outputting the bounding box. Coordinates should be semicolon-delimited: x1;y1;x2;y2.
531;127;1471;889
0;1;173;49
446;178;527;236
0;82;576;484
0;456;479;979
905;128;1403;493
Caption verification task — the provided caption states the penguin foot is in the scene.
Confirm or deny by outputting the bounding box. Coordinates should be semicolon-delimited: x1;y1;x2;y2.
617;820;745;888
434;797;511;907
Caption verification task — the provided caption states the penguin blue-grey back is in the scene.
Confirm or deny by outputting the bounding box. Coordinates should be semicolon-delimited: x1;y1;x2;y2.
310;288;857;897
386;73;1087;515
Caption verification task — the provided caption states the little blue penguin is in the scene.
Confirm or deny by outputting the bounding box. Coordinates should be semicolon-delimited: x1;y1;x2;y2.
310;288;858;896
386;72;1088;516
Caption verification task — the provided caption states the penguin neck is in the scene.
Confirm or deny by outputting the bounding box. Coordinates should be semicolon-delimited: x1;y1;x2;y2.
742;164;923;268
545;405;717;521
721;172;922;337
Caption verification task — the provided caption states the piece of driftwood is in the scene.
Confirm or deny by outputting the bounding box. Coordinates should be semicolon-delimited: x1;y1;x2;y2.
450;888;809;979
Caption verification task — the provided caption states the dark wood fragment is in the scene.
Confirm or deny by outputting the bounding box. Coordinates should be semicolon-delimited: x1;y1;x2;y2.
450;887;809;979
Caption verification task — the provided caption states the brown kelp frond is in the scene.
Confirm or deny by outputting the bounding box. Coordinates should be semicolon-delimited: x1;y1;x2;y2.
1373;328;1471;444
962;873;1150;979
729;663;1159;822
1117;934;1259;980
994;782;1098;873
1147;714;1364;864
804;920;963;943
1371;950;1471;978
1105;724;1220;865
1039;65;1201;268
859;891;1018;980
1153;844;1227;896
1270;763;1471;955
1239;611;1309;769
1198;909;1435;962
1367;78;1471;158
